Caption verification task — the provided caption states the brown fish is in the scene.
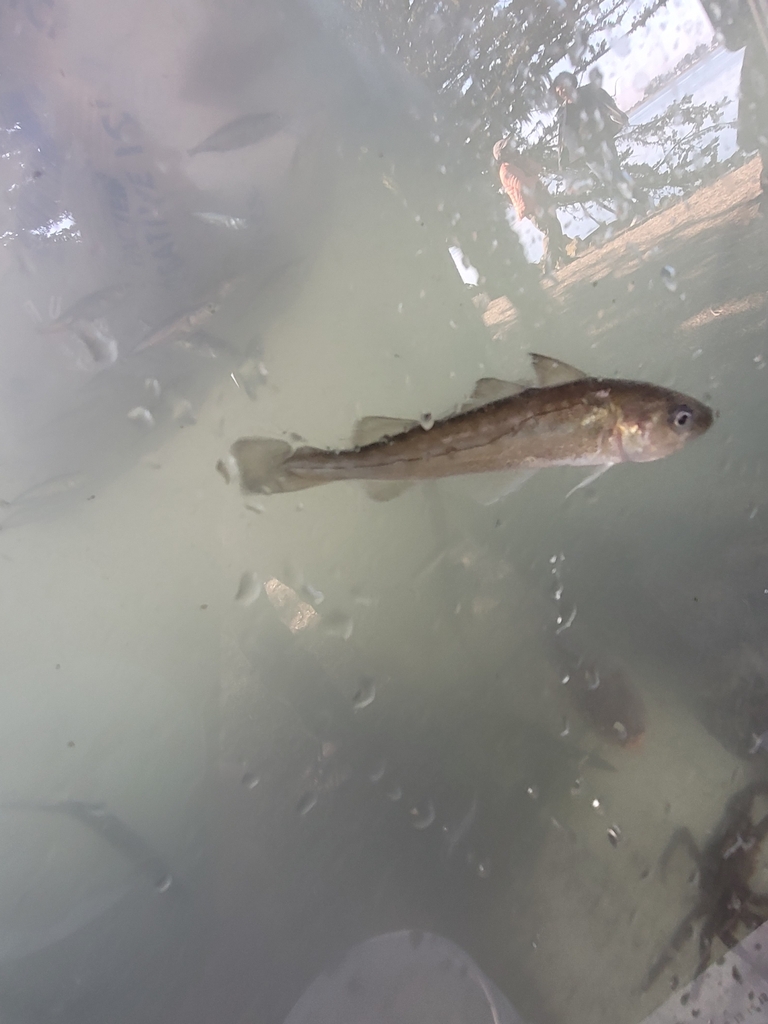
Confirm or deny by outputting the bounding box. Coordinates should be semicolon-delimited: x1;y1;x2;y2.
562;655;647;748
227;353;713;497
134;278;238;353
188;112;285;156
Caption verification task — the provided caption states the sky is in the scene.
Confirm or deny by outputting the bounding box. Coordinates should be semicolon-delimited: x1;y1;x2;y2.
579;0;717;109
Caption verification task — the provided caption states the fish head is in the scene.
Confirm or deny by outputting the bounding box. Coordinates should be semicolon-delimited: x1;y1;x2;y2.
610;383;713;462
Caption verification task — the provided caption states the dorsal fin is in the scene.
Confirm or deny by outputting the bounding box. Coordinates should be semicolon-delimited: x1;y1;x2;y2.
351;415;418;448
459;377;525;412
530;353;588;387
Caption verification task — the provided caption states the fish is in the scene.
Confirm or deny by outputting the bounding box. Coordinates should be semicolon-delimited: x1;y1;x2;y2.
39;284;129;334
226;353;713;498
134;278;237;353
558;647;647;748
1;800;173;891
188;112;285;156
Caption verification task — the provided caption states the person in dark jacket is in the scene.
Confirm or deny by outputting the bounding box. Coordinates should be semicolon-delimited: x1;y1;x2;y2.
553;70;630;191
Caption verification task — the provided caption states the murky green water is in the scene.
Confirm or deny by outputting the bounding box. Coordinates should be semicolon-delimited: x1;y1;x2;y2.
0;1;767;1022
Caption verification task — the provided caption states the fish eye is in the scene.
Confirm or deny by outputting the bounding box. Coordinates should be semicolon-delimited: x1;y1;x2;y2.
670;404;694;430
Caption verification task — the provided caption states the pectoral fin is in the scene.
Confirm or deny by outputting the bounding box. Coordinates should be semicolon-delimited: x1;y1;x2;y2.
459;377;525;412
530;353;588;387
352;416;418;448
564;464;611;499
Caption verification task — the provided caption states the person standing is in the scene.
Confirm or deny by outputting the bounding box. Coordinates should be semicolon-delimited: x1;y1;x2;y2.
492;137;571;270
553;70;630;191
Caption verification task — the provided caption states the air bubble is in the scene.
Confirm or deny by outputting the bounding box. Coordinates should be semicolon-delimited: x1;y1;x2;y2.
526;785;539;800
369;760;386;783
387;785;402;802
155;874;173;893
410;800;436;830
476;860;490;879
420;412;434;430
144;378;161;400
297;792;318;816
172;398;196;425
235;571;261;606
300;583;324;605
661;265;677;292
353;677;376;710
241;772;260;790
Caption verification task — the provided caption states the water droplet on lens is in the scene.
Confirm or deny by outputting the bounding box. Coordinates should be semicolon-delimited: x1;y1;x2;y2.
661;265;677;292
297;792;318;816
155;874;173;893
127;406;155;428
242;772;260;790
172;398;196;425
300;582;324;604
353;677;376;710
217;455;239;485
420;412;434;430
410;800;436;829
235;571;261;606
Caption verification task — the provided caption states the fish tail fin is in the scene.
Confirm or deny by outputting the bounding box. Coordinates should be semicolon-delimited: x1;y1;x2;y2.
230;437;321;494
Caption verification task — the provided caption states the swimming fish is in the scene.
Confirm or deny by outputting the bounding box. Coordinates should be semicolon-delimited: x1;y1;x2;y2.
226;353;713;498
1;800;173;891
134;278;237;353
188;112;285;156
39;283;129;334
558;648;647;748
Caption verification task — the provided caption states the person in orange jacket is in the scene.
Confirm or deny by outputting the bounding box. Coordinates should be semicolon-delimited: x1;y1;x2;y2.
492;136;572;270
